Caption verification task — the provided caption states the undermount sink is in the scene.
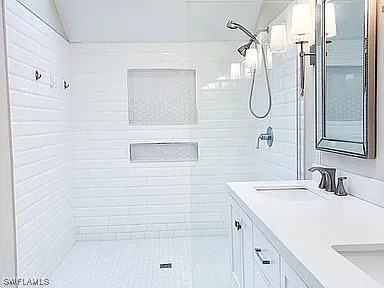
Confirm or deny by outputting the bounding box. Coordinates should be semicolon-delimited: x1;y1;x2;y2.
253;186;326;202
332;244;384;286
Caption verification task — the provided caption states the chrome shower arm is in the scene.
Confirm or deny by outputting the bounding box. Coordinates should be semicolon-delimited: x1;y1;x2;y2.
254;27;269;38
237;26;259;43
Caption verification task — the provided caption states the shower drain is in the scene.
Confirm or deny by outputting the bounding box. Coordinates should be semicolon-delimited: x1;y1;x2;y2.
160;263;172;269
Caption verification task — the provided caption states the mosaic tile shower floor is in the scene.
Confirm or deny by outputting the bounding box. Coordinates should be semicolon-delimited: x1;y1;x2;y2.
50;236;231;288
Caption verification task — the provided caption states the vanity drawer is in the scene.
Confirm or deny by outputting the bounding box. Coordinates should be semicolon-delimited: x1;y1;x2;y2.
253;224;280;288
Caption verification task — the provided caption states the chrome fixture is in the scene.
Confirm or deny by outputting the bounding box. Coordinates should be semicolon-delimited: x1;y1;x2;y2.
308;166;336;192
237;40;253;57
256;126;274;149
296;41;315;97
226;20;272;119
226;21;264;44
335;177;348;197
291;2;337;97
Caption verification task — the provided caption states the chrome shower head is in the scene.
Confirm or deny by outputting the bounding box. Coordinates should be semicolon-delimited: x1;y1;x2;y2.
237;41;253;57
226;20;239;30
226;20;255;40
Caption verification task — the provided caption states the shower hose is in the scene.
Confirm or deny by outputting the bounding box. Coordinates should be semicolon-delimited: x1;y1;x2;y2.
248;44;272;119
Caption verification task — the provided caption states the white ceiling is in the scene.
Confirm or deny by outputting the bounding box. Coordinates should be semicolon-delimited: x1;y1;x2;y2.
53;0;264;43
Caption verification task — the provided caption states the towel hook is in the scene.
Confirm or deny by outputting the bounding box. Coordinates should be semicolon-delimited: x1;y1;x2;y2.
35;70;42;81
64;81;70;90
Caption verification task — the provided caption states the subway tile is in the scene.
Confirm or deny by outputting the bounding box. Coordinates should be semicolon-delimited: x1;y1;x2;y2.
8;0;299;278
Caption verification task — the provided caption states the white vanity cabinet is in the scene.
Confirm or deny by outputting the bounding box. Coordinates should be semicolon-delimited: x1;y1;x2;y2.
281;259;309;288
230;196;310;288
230;202;254;288
253;224;280;288
254;261;272;288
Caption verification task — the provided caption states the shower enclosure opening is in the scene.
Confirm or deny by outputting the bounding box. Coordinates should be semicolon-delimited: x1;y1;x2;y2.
4;0;302;287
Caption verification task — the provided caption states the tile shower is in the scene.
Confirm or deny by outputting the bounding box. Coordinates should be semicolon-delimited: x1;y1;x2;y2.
70;42;259;242
5;0;301;286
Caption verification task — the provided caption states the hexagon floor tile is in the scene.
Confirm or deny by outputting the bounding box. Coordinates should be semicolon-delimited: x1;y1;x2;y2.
50;236;231;288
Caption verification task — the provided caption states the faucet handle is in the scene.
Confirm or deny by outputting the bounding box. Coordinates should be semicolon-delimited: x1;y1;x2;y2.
335;177;348;196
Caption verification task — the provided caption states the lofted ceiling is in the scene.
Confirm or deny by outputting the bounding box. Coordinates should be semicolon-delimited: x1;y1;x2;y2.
53;0;264;43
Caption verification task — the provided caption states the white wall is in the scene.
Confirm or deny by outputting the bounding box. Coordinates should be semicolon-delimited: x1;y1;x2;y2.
54;0;261;43
309;2;384;181
253;3;302;180
0;0;17;283
70;42;260;241
5;0;75;278
17;0;67;39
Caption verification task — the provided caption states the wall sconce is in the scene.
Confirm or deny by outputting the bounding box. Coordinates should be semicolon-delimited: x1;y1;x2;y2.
270;24;287;53
292;2;337;97
230;63;242;80
244;48;258;68
291;3;312;42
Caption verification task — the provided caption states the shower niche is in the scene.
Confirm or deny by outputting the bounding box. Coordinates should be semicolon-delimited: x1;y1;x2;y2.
127;69;198;125
130;142;199;163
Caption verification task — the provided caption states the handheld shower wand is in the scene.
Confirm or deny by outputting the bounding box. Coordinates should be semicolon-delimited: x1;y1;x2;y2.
226;20;272;119
226;21;261;44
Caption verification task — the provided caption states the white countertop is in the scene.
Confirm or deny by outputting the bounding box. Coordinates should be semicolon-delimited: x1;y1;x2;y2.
227;180;384;288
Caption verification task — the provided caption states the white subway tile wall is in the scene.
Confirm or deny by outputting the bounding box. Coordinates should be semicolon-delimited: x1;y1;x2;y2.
253;4;303;180
70;42;261;241
4;0;300;279
5;0;75;278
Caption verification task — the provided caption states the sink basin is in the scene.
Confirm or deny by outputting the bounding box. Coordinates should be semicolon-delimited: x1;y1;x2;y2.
333;244;384;286
254;186;326;201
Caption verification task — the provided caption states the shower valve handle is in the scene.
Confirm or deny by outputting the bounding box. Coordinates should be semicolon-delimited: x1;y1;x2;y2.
256;127;274;149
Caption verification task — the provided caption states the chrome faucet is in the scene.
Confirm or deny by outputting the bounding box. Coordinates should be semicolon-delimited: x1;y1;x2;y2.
256;126;274;149
308;166;337;192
